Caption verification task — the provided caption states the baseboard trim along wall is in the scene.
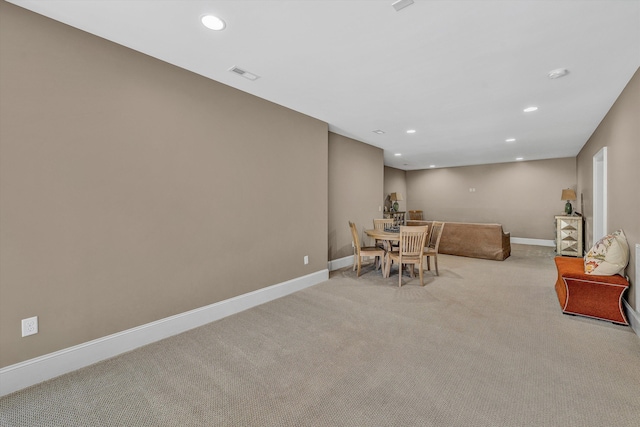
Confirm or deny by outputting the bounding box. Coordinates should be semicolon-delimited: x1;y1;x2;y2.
0;269;329;397
623;300;640;340
328;255;354;271
510;237;555;247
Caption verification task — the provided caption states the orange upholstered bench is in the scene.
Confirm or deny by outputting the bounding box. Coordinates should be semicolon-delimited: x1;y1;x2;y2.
554;257;629;325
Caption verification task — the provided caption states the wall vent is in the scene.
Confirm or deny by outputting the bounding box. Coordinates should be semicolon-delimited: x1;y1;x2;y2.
228;66;259;81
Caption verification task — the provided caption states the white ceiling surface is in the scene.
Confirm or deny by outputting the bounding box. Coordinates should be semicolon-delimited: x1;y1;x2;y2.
8;0;640;170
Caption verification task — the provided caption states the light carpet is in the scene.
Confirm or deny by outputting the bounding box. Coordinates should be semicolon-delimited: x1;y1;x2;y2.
1;245;639;426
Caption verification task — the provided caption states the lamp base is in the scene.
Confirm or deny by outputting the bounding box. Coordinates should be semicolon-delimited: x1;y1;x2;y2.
564;201;573;215
393;202;399;212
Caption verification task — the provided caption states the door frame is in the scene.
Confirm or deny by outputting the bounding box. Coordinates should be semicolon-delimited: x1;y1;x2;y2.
592;147;607;245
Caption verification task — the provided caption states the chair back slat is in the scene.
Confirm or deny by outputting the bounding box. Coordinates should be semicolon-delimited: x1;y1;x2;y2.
373;218;394;230
399;226;428;258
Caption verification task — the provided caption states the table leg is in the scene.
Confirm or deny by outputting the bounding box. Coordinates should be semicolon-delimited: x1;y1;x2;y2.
382;241;392;278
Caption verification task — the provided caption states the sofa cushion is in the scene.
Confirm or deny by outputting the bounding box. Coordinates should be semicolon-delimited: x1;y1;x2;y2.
584;229;629;276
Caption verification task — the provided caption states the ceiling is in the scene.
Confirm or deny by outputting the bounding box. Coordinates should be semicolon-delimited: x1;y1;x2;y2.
8;0;640;170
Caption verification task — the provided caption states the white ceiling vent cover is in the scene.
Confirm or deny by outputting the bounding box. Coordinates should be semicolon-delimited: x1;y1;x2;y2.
229;66;260;81
392;0;414;12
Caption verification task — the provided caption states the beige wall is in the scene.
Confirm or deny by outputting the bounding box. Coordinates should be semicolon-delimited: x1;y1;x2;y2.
577;68;639;311
0;2;328;368
384;167;407;213
406;158;576;240
328;133;384;260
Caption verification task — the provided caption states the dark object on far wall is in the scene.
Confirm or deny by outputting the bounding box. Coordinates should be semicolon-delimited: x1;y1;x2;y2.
561;188;577;214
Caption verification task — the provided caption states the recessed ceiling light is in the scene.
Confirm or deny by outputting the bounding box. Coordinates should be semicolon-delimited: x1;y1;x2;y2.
201;15;226;31
372;129;386;134
523;106;538;113
548;68;569;79
429;165;436;168
505;138;516;142
394;153;402;156
406;129;416;134
516;157;524;161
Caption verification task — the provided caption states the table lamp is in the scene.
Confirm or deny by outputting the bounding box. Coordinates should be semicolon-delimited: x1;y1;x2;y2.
561;189;577;215
390;192;403;212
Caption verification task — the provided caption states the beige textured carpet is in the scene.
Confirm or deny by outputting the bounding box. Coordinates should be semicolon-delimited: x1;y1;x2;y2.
2;245;639;426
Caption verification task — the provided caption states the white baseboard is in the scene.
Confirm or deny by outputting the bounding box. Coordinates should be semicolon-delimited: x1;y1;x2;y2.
511;237;555;247
329;255;354;271
623;299;640;340
0;269;329;397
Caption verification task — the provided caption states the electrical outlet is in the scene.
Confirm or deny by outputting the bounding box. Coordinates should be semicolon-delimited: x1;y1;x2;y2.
304;255;309;265
21;316;38;337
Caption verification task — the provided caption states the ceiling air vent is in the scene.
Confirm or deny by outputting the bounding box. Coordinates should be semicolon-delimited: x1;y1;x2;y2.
228;66;260;81
392;0;414;12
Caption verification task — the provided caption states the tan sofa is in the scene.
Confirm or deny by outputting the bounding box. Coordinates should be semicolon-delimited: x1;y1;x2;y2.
408;220;511;261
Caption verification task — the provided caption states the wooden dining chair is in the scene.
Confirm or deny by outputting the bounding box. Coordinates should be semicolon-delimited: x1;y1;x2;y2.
408;210;423;220
373;218;394;230
373;218;395;249
386;226;428;287
349;221;385;277
423;221;445;276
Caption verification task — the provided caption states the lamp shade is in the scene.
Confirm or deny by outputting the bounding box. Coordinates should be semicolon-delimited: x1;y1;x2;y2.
561;189;577;201
390;192;403;201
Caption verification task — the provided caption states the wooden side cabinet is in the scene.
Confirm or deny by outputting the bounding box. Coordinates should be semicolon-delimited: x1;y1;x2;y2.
384;211;406;226
555;215;583;257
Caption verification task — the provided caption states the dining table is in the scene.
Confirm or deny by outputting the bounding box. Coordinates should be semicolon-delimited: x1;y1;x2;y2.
364;228;401;278
365;225;431;279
